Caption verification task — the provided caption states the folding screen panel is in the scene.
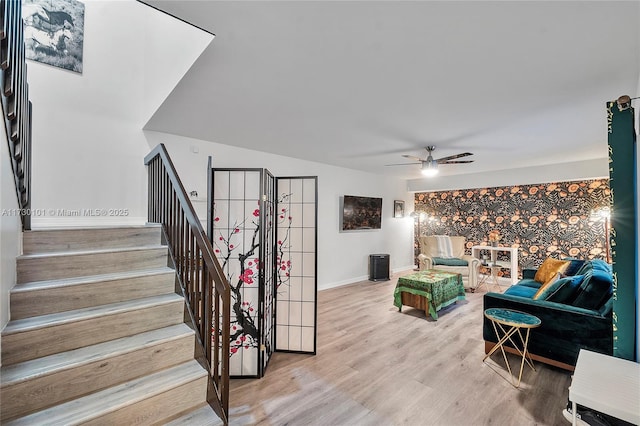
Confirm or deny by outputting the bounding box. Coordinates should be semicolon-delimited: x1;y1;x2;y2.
260;171;276;374
210;170;318;377
211;169;276;377
275;177;318;353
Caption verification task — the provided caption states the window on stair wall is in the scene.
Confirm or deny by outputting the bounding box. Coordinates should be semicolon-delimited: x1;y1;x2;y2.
413;179;611;279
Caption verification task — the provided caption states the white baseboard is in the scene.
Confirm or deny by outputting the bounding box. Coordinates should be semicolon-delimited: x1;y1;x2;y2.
319;275;369;291
318;265;415;292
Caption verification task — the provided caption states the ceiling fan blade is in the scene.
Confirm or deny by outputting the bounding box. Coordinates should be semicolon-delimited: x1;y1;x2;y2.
435;152;473;162
402;154;424;162
441;160;474;164
384;162;422;166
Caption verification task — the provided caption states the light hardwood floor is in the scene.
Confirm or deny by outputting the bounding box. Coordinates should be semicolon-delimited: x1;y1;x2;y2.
226;273;572;425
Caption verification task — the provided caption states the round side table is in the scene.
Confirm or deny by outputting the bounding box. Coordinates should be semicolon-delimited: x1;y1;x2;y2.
483;308;541;388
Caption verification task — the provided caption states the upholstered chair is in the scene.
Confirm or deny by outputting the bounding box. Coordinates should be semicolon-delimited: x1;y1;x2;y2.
417;235;480;290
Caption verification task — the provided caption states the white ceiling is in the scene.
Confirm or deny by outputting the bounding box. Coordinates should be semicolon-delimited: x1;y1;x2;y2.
143;1;640;180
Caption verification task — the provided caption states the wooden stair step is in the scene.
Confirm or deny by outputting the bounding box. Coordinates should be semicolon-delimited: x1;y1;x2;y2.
0;324;196;422
1;293;185;365
16;245;169;283
22;225;162;254
165;403;224;426
4;360;209;426
10;267;175;319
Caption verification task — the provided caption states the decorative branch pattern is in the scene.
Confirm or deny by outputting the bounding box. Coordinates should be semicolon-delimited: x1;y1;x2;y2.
211;173;318;371
276;193;293;292
212;202;261;356
212;191;294;359
273;178;318;353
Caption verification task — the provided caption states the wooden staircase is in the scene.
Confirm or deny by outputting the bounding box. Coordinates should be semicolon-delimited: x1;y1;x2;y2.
1;225;222;425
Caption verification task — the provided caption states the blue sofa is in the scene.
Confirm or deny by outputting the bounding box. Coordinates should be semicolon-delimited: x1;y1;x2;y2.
483;259;613;370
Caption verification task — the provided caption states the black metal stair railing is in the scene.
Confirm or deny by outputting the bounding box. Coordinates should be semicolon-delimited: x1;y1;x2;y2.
0;0;33;230
145;143;230;424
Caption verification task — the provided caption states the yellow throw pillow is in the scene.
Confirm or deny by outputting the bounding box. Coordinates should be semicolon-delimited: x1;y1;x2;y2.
533;272;561;300
534;258;570;284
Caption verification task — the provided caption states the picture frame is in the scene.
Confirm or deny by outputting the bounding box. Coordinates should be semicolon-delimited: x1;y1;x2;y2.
341;195;383;231
394;200;405;218
23;0;85;73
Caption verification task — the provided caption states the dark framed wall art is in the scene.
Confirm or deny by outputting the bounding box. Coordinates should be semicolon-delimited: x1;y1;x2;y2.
341;195;382;230
394;200;405;218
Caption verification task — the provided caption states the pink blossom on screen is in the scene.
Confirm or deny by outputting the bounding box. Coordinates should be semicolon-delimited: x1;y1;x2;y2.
214;217;220;222
253;209;260;217
240;269;254;284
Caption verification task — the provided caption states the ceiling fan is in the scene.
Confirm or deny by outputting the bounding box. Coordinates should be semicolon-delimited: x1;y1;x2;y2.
386;146;474;176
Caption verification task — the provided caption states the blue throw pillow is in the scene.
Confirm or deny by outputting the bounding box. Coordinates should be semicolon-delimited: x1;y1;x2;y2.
432;257;468;266
546;274;584;304
535;276;569;300
574;260;593;276
590;259;612;274
571;270;613;310
562;258;585;276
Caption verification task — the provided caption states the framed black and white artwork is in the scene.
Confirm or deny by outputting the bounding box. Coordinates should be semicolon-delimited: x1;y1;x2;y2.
22;0;84;73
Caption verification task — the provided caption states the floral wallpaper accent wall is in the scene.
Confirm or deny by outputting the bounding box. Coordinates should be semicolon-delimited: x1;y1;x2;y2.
414;179;610;272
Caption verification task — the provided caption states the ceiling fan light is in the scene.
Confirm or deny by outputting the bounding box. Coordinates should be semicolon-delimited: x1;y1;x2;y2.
421;162;439;177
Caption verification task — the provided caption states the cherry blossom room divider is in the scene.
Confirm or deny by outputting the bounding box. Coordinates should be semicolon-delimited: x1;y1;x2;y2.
209;168;317;377
275;177;318;354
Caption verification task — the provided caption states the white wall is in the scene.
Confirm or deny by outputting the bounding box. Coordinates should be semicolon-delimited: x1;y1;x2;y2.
25;0;413;290
0;128;23;334
27;0;212;228
144;131;415;290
